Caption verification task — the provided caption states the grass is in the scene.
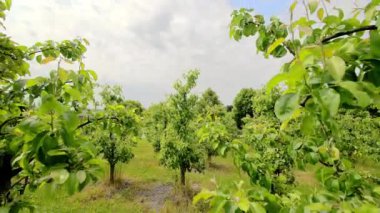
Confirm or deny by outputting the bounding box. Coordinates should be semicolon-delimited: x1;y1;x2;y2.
23;141;380;212
120;141;247;187
23;141;249;213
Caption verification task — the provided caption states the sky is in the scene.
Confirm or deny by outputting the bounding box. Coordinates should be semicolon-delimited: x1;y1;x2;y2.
3;0;362;106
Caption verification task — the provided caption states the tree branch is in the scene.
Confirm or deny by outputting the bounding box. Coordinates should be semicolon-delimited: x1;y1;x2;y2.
300;95;311;107
0;116;23;132
27;47;57;56
283;42;296;56
322;25;378;44
76;117;103;130
75;116;121;130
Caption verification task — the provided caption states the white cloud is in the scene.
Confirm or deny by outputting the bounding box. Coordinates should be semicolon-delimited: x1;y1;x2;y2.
4;0;365;106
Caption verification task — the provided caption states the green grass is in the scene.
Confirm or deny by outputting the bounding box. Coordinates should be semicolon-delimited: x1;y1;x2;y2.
24;141;249;213
120;141;247;187
23;141;380;212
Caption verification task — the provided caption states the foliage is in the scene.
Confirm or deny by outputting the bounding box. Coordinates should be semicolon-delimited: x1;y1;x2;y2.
159;70;205;185
230;88;296;195
232;88;256;129
123;100;144;116
194;179;380;212
143;102;169;152
93;85;139;184
195;88;235;164
197;106;231;165
193;181;269;213
197;88;223;115
335;109;380;161
0;1;102;210
233;116;296;195
196;0;380;211
252;87;281;117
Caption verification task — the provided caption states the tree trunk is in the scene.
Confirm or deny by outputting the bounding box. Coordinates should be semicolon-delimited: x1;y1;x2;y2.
180;166;186;185
110;163;115;184
207;153;212;167
0;154;13;204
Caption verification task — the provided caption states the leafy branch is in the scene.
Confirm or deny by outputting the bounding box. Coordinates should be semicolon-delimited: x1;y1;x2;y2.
0;116;23;135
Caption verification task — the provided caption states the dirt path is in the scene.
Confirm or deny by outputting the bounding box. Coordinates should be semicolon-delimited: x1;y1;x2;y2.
135;182;174;211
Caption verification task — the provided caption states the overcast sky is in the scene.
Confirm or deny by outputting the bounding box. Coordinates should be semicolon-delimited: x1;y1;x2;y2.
4;0;363;106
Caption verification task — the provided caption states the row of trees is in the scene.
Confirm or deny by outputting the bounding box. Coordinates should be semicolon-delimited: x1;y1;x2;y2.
0;0;245;208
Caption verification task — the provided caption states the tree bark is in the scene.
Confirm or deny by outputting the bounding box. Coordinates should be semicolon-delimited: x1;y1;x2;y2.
207;153;212;168
110;163;115;184
0;154;13;204
322;25;377;44
180;167;186;185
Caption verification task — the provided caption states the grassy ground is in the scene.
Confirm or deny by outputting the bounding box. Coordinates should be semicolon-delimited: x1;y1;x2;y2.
23;141;380;212
24;141;249;213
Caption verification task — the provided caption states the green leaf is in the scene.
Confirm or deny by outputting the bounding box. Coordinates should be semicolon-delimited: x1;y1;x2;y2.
365;2;377;21
212;199;227;213
287;60;306;86
41;56;56;64
301;114;316;135
65;88;81;101
316;167;335;183
290;0;298;13
62;111;80;131
266;37;285;57
317;8;324;20
333;7;344;19
76;171;86;184
36;55;42;63
237;198;250;212
87;70;98;81
39;93;64;114
47;149;67;156
318;88;340;116
250;202;266;213
266;73;288;94
51;169;70;184
308;152;320;164
339;81;372;107
66;173;79;195
308;0;319;14
326;56;346;81
193;189;215;204
370;31;380;58
330;179;340;191
26;78;44;88
275;93;300;121
83;38;90;45
5;0;12;10
58;69;69;82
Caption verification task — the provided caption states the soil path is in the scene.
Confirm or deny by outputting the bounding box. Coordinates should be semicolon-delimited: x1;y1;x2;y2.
135;182;174;212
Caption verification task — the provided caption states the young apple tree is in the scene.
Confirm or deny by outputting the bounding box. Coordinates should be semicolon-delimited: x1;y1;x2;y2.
159;70;205;185
143;102;169;152
195;0;380;211
0;1;102;210
95;85;140;184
